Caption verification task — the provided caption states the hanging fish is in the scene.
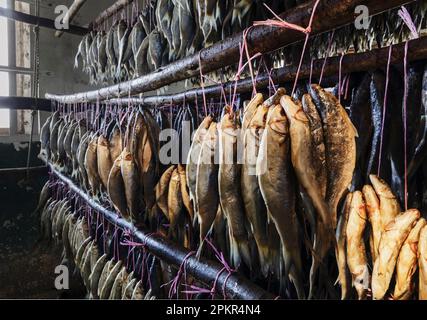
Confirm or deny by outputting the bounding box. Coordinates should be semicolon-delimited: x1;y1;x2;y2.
218;106;251;269
310;84;358;229
147;29;166;72
372;209;420;300
257;102;305;299
195;121;219;249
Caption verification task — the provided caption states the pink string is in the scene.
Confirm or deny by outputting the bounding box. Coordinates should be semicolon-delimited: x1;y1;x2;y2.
166;251;196;299
291;0;322;96
398;6;419;40
253;4;310;34
319;30;335;86
377;45;393;177
242;27;258;96
252;1;321;96
309;58;315;86
204;238;236;299
338;53;344;104
198;53;208;117
403;41;409;210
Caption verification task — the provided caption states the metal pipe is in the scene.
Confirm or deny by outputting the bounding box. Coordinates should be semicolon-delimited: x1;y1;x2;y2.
45;0;416;104
0;7;88;36
46;163;274;300
0;65;34;74
90;0;134;29
0;97;52;111
91;36;427;107
55;0;88;38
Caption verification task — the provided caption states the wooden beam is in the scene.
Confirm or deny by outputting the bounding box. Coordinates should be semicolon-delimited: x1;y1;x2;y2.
0;97;52;111
45;0;417;103
55;0;88;38
0;7;88;36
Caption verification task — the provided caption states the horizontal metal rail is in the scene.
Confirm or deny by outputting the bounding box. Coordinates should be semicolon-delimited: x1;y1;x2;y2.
45;0;416;103
46;163;274;300
0;96;52;111
0;7;88;36
96;36;427;107
91;0;134;29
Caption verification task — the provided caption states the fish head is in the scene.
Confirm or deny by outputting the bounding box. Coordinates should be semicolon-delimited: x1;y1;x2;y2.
281;95;309;124
250;104;270;133
204;122;218;150
263;87;286;108
196;115;214;143
369;175;397;200
219;106;240;132
266;104;289;136
97;135;109;147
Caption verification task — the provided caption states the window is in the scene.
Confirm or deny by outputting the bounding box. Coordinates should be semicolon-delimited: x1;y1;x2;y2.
0;0;9;134
0;0;33;137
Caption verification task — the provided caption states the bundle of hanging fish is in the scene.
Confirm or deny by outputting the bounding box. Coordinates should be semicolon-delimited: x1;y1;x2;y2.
336;175;427;301
74;0;294;84
38;106;166;228
182;85;355;299
36;190;159;299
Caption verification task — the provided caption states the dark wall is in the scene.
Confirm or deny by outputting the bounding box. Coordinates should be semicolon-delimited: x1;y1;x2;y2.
0;142;61;299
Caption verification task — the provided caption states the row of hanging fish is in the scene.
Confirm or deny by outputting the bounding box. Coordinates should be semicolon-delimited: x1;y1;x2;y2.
337;176;427;300
74;0;297;84
40;57;427;299
37;193;155;300
38;106;166;227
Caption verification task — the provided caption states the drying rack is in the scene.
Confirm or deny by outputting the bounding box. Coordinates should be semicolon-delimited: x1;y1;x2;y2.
46;162;274;300
4;0;424;300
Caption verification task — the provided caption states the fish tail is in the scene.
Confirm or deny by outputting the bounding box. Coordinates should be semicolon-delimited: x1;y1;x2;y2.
256;244;272;278
290;266;306;300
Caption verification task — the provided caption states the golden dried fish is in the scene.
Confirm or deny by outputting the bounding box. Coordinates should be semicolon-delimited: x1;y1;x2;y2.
372;209;420;300
418;225;427;300
195;121;219;244
186;116;213;218
168;167;183;241
108;153;129;220
218;107;250;269
394;218;426;300
177;164;194;221
109;125;122;162
257;104;304;299
97;135;113;191
369;175;401;231
346;191;369;300
155;166;175;218
242;93;263;131
121;150;143;224
281;95;331;298
336;192;353;300
310;84;358;228
362;185;381;261
84;133;102;199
